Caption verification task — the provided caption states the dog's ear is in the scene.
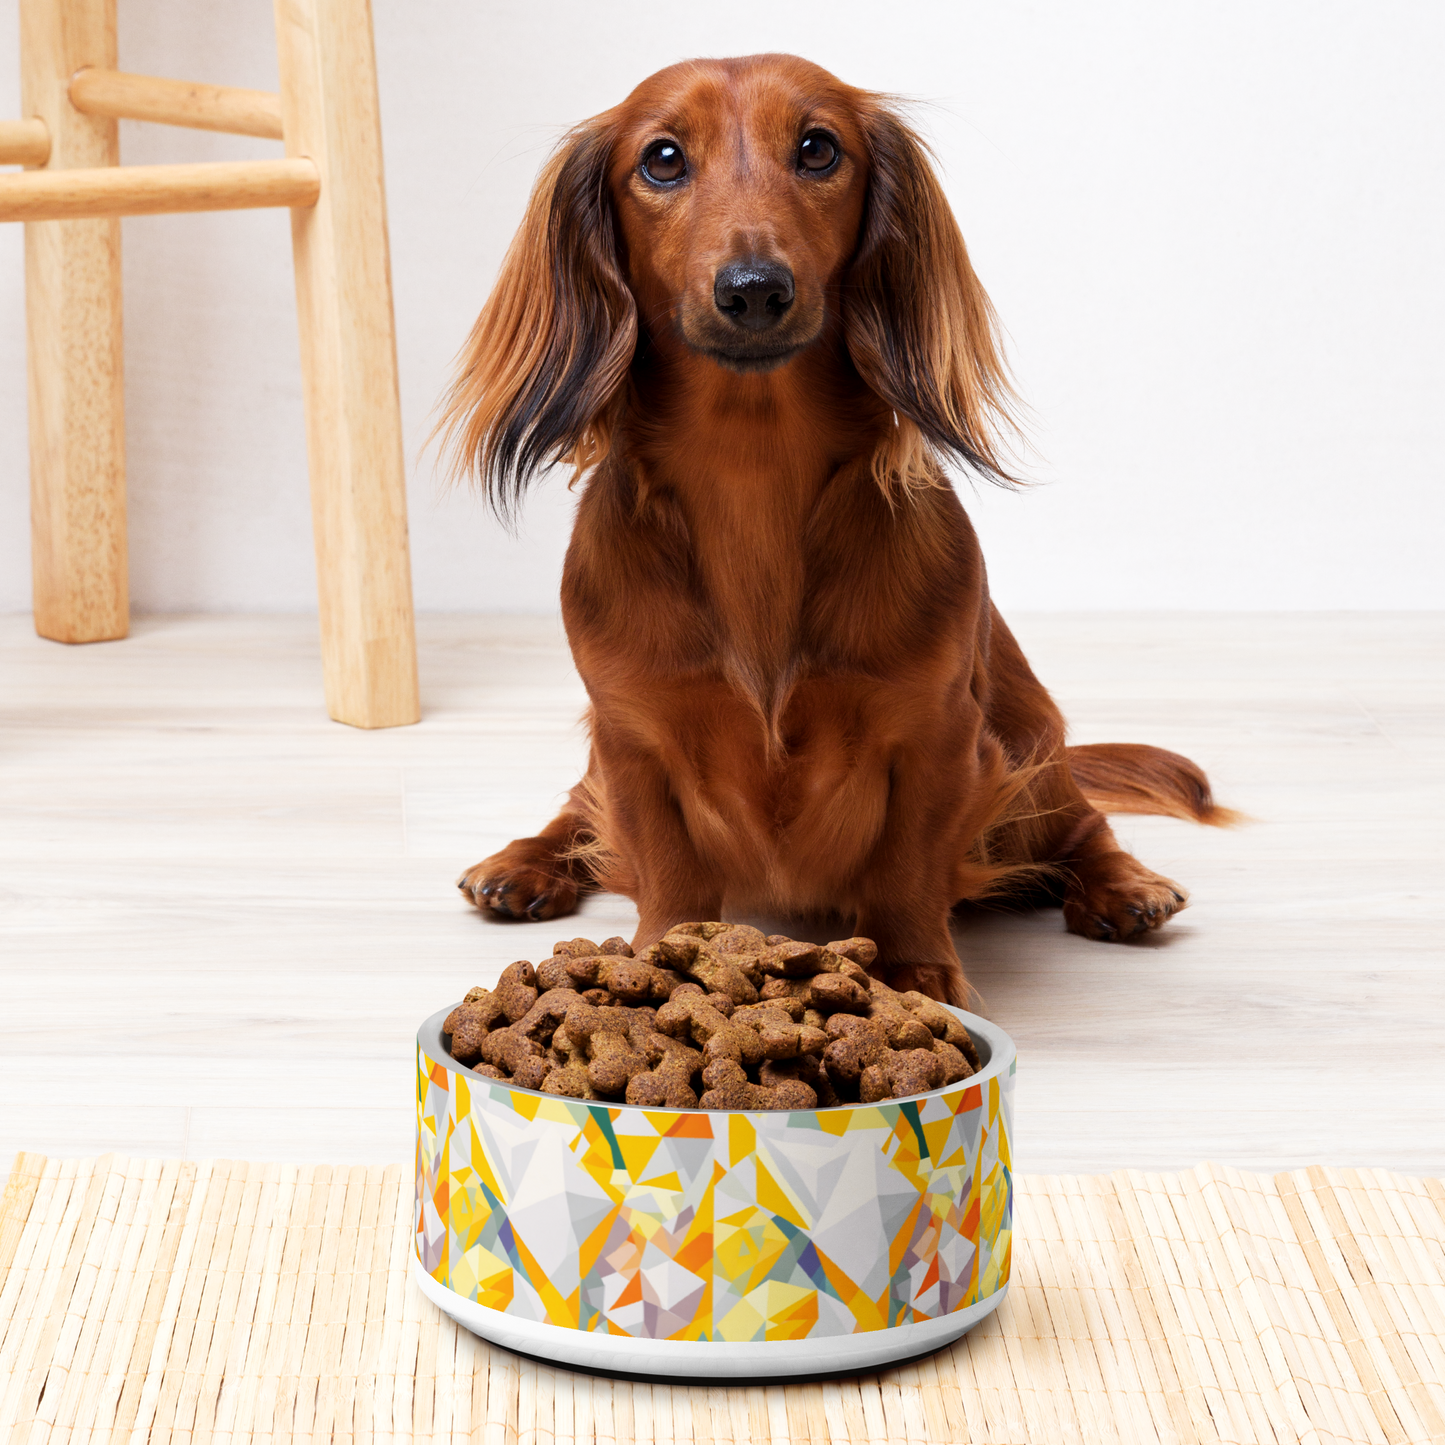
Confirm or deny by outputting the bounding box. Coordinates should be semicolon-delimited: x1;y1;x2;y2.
846;103;1019;491
438;117;637;521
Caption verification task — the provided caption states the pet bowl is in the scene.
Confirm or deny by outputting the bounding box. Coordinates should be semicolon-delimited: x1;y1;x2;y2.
413;1003;1015;1379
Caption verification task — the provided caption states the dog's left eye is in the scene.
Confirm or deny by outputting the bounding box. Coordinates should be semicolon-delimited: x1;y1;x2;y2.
798;131;839;173
641;141;687;184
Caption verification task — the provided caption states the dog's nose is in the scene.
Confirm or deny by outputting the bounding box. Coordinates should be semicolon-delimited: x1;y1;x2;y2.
713;259;794;330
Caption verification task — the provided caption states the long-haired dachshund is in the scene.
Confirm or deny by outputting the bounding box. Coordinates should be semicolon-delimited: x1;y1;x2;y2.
442;53;1235;1005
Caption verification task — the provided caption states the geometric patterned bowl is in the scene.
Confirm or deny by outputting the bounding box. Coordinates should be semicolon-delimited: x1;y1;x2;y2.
413;1004;1015;1379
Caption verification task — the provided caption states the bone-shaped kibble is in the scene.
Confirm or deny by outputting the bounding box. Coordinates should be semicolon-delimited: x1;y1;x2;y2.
513;989;584;1043
707;923;768;956
541;1058;597;1099
443;993;506;1062
564;1000;650;1097
655;993;765;1068
864;978;937;1050
667;982;736;1016
730;1002;828;1060
760;1054;839;1107
564;953;676;1003
859;1047;945;1102
825;937;879;967
534;955;575;991
699;1058;817;1110
625;1036;701;1107
932;1038;975;1085
821;1015;889;1082
808;974;871;1014
477;1025;547;1081
645;937;759;1003
494;960;539;1022
898;991;981;1067
757;941;841;977
552;937;601;957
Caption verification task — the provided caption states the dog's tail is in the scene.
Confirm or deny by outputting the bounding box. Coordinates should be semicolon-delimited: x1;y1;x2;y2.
1065;743;1243;827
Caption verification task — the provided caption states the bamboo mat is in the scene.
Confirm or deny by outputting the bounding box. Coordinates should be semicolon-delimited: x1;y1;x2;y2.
2;1156;1444;1445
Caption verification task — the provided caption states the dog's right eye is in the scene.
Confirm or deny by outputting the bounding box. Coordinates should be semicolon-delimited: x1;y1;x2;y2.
641;141;687;184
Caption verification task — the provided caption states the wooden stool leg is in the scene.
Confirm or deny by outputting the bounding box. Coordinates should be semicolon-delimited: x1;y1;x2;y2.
22;0;127;644
273;0;420;728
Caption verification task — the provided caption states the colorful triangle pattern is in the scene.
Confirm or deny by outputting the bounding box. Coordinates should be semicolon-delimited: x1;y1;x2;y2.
415;1048;1013;1341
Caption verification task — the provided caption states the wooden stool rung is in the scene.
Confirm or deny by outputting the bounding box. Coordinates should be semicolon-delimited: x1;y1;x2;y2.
68;68;284;141
0;157;319;222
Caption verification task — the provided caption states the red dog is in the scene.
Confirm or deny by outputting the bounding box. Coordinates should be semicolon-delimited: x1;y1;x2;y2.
442;54;1234;1005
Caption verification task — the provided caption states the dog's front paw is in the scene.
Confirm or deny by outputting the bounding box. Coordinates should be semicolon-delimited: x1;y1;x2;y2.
1063;852;1187;941
457;843;580;922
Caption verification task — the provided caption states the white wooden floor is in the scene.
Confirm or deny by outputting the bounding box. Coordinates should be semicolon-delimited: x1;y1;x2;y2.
1;612;1441;1174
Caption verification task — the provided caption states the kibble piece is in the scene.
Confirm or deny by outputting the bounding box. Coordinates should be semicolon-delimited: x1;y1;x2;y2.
808;973;871;1015
646;937;759;1004
478;1026;546;1076
709;923;768;956
494;961;539;1022
625;1038;700;1107
552;937;601;957
761;1054;839;1107
541;1059;597;1098
598;936;634;956
510;1053;551;1090
759;976;811;1004
865;978;938;1051
565;1000;650;1097
513;989;583;1043
664;921;732;942
860;1048;945;1102
735;995;804;1024
656;993;765;1068
732;1004;828;1060
699;1058;817;1110
758;941;837;977
932;1038;975;1085
898;990;978;1058
564;953;678;1004
822;1015;889;1082
469;1062;506;1080
443;995;505;1063
825;937;879;968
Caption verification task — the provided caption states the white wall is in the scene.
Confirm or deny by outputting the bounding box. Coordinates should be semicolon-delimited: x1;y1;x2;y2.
1;0;1440;613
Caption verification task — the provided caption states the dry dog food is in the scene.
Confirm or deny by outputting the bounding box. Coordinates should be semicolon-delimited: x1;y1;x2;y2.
441;923;981;1111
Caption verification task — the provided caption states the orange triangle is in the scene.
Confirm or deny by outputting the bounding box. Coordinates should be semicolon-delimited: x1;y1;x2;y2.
612;1270;644;1308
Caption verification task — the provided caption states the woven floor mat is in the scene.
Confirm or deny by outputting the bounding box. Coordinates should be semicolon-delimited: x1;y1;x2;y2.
2;1156;1444;1444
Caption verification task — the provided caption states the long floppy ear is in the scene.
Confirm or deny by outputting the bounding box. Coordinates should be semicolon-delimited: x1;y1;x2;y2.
846;102;1020;492
437;116;637;521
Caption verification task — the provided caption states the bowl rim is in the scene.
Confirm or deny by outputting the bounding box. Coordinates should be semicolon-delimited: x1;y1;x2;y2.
416;1000;1016;1117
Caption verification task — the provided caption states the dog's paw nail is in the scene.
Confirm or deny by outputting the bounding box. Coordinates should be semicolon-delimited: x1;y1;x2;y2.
1125;906;1142;917
1170;890;1184;903
1090;915;1115;939
526;893;552;918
